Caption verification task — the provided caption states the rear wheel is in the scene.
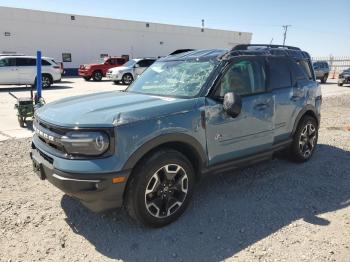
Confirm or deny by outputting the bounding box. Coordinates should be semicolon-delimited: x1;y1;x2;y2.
126;149;195;227
92;71;103;81
42;75;52;88
122;73;133;85
289;116;318;162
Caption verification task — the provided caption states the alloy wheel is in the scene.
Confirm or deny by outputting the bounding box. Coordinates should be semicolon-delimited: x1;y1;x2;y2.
145;164;188;218
299;123;317;158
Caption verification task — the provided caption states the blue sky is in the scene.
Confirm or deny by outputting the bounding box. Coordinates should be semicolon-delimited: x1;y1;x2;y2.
1;0;349;56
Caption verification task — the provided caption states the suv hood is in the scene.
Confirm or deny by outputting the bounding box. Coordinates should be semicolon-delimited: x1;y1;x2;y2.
35;91;196;127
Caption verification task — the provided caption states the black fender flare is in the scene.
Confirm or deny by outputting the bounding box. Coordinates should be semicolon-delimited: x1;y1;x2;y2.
291;105;320;135
122;133;208;170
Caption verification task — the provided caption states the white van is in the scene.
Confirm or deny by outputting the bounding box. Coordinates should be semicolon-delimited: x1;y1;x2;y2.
0;56;62;88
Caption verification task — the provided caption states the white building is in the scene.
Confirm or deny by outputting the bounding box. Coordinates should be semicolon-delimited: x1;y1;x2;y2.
0;6;252;75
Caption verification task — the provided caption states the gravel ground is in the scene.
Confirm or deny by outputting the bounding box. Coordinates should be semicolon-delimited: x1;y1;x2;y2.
1;95;350;262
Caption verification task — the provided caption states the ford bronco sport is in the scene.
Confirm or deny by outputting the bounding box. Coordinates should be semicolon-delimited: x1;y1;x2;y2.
31;45;321;227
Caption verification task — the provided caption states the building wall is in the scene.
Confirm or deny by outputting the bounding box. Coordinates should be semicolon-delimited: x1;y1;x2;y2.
0;6;252;74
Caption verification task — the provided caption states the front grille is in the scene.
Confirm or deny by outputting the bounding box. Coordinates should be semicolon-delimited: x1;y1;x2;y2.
34;118;66;154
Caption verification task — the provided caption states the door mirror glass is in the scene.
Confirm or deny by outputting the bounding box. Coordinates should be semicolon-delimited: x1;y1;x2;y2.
223;92;242;118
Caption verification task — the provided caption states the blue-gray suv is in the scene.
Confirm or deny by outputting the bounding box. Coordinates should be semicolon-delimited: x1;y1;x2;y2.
30;44;322;227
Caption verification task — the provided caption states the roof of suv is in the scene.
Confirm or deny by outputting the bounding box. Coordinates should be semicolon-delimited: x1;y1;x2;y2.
160;44;311;62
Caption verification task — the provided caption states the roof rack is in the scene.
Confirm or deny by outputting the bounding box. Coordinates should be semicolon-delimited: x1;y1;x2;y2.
232;44;301;51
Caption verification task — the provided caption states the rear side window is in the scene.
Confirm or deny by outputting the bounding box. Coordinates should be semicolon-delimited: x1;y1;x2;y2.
42;60;51;66
269;57;292;89
297;60;313;80
289;60;308;83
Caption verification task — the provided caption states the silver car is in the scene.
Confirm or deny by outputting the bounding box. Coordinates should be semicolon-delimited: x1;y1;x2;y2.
107;58;156;85
313;61;330;83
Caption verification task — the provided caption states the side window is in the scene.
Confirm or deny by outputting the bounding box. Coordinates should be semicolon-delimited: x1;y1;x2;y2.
216;58;266;97
0;58;15;67
42;59;51;66
116;58;125;65
297;60;313;80
16;58;36;66
110;59;118;65
62;53;72;62
289;60;308;83
16;58;27;67
269;57;292;89
137;60;149;67
145;59;156;67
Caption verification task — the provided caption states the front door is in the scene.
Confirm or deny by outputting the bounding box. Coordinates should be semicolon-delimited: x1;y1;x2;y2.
0;57;18;84
205;57;274;165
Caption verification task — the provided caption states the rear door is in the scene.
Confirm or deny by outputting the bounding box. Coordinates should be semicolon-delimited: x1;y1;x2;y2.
205;57;274;165
0;57;17;84
16;57;36;85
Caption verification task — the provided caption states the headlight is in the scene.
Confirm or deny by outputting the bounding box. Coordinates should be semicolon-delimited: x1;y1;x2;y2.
61;131;110;156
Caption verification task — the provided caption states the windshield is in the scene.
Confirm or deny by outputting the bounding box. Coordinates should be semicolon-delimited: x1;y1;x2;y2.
123;60;138;68
127;60;218;97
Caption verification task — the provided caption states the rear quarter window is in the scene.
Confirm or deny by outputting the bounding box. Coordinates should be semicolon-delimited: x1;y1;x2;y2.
269;57;292;89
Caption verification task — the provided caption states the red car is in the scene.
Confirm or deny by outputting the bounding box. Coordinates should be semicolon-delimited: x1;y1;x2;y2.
78;57;127;81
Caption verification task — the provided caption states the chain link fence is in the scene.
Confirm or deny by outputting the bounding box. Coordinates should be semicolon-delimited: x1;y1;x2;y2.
312;56;350;78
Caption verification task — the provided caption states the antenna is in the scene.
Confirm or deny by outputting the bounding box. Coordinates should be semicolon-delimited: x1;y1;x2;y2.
282;25;291;46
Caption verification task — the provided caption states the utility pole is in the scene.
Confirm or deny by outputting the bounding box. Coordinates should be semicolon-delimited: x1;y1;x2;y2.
282;25;291;46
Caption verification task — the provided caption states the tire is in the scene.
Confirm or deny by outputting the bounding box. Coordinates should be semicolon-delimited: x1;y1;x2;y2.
122;73;133;85
92;71;103;81
125;149;195;227
113;80;119;85
289;116;318;162
320;74;328;84
338;82;343;86
42;74;52;88
83;76;91;81
18;116;25;128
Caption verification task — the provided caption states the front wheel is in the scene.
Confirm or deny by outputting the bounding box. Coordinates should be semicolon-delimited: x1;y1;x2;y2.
320;74;328;83
289;116;318;162
126;149;195;227
42;75;52;88
122;73;133;85
92;71;103;81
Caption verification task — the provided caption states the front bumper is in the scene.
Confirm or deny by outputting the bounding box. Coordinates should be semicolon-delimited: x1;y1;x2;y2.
30;142;131;212
339;76;350;84
106;72;121;81
78;69;92;77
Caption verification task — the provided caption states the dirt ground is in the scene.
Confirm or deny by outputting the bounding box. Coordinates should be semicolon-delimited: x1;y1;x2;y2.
0;94;350;262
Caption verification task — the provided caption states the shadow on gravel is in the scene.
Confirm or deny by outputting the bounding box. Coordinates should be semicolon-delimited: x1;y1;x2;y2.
61;144;350;261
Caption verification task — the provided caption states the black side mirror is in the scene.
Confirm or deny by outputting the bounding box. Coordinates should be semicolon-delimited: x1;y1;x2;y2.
223;92;242;118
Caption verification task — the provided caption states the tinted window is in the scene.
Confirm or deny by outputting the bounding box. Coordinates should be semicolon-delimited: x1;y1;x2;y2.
42;59;51;66
144;59;156;67
269;57;292;89
62;53;72;62
137;60;150;67
297;60;313;80
16;58;36;66
216;58;266;97
289;60;308;82
0;58;16;67
116;58;125;65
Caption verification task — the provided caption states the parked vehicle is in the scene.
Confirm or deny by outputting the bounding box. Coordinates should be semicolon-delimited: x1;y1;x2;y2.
338;68;350;86
78;57;127;81
0;55;62;88
106;58;156;85
31;45;321;227
313;61;330;83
